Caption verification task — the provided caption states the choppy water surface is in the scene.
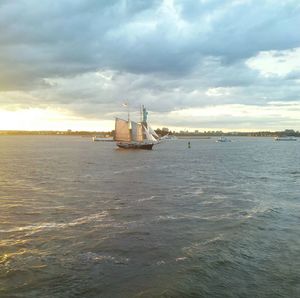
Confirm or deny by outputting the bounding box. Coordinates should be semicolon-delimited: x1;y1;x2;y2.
0;136;299;297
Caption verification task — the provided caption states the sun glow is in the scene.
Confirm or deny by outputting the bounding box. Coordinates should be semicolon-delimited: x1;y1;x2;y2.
149;102;300;132
0;108;114;131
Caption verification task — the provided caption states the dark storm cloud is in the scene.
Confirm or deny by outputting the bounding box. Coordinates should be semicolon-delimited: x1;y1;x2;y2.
0;0;300;128
1;1;299;83
0;1;161;79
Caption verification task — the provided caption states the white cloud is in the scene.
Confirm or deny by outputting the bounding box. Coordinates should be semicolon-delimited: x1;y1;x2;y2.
206;87;232;97
246;47;300;77
149;102;300;131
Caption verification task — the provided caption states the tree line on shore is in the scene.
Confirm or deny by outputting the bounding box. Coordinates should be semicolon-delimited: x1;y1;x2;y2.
1;129;299;137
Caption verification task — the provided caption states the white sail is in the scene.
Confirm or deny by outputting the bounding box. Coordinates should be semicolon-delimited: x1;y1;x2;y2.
131;121;144;142
131;121;138;142
148;125;159;139
136;123;144;142
114;105;158;149
114;118;131;142
143;125;157;142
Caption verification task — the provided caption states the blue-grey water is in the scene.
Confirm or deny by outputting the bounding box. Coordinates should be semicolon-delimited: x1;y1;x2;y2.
0;136;299;297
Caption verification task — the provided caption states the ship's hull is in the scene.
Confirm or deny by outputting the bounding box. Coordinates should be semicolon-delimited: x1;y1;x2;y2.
216;138;231;142
116;142;154;150
274;137;297;141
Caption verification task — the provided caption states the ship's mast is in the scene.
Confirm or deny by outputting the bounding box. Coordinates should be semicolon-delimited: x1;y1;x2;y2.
140;104;143;123
124;100;131;129
142;105;148;128
127;101;130;123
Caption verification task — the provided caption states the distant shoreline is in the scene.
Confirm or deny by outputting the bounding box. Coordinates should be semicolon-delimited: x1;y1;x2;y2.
1;130;299;138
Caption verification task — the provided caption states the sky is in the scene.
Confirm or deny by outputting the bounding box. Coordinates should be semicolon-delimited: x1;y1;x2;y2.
0;0;300;132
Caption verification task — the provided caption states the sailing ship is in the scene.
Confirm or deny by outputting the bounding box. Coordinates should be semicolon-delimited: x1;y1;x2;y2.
216;136;231;142
114;105;158;150
274;136;297;141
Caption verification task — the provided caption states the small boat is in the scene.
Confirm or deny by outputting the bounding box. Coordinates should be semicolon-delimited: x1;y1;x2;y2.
160;134;178;141
274;136;297;141
216;137;231;142
92;136;113;142
92;136;103;141
114;105;157;150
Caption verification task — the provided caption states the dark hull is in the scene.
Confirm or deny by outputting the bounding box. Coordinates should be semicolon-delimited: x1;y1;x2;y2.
117;142;154;150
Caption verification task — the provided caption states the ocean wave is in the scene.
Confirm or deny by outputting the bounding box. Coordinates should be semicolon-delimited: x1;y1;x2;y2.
238;206;281;220
200;194;227;205
156;212;237;222
113;165;148;175
193;188;204;195
156;215;181;221
0;211;109;234
138;196;156;202
0;239;29;248
35;205;67;210
79;252;129;265
155;207;280;223
0;248;44;267
182;235;225;256
183;187;204;196
0;203;24;208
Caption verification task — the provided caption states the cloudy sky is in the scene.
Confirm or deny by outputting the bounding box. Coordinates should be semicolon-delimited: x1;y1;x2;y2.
1;0;300;131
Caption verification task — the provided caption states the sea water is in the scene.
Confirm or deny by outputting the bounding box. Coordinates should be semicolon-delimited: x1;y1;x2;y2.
0;136;299;297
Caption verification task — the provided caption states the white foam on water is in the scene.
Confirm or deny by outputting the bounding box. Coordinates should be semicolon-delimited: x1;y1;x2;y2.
80;252;129;264
156;212;236;222
156;215;180;221
156;260;166;265
204;235;224;245
34;205;67;210
238;205;279;219
192;187;204;195
182;235;225;256
138;196;156;202
200;194;227;206
113;165;147;175
80;252;116;262
0;211;109;234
